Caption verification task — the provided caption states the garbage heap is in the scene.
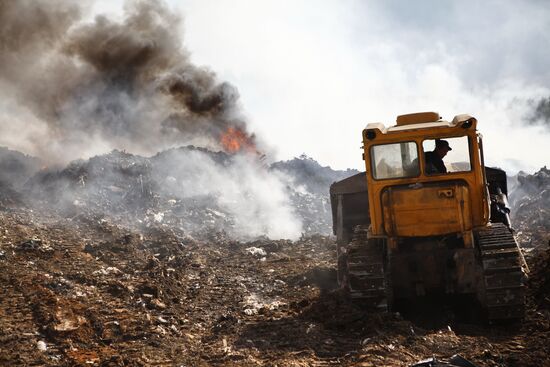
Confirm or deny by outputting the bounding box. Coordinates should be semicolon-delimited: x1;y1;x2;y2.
1;146;358;238
510;167;550;312
0;147;41;207
270;154;359;234
510;166;550;248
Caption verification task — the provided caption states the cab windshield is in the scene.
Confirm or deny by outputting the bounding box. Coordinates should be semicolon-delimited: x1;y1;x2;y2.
371;141;419;179
422;136;471;175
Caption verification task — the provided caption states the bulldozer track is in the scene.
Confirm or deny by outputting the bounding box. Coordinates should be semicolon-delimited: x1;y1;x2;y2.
343;225;390;311
477;223;527;321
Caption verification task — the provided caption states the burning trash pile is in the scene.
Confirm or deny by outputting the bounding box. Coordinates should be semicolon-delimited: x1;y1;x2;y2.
0;0;360;240
26;150;157;216
1;145;355;240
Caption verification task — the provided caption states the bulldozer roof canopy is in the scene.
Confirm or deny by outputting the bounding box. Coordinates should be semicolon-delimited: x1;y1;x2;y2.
365;114;476;134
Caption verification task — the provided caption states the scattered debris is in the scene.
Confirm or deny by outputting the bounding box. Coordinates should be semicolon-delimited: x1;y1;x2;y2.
36;341;47;352
0;150;548;365
245;247;267;257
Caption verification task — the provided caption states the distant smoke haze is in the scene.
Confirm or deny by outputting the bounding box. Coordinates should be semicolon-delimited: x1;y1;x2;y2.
529;97;550;129
174;0;550;174
0;0;259;164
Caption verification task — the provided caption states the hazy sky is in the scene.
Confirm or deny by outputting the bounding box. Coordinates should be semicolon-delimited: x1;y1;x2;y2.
23;1;550;173
171;0;550;173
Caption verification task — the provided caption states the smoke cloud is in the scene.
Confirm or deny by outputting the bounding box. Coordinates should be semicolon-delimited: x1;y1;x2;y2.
529;97;550;130
0;0;302;240
0;0;257;162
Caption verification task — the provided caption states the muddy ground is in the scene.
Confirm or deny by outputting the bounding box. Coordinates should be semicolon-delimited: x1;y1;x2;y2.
0;207;548;366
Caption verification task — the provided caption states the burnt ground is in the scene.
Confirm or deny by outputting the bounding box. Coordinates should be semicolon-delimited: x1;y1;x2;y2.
0;208;548;366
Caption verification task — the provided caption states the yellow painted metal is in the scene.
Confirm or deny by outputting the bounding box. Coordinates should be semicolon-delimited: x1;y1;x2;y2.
381;184;472;237
396;111;440;126
362;115;488;237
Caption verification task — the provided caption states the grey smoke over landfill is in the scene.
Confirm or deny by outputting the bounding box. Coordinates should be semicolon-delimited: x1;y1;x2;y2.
0;0;306;240
0;0;258;162
530;97;550;130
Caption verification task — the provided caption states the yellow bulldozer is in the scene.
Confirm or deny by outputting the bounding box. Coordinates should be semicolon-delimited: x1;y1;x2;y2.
330;112;527;321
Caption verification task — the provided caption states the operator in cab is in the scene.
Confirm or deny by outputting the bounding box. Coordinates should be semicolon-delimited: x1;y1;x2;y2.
425;139;451;174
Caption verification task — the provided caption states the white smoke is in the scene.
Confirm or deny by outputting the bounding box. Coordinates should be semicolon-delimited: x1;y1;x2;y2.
155;149;302;239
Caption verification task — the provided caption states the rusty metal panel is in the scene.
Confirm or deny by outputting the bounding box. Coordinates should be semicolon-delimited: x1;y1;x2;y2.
382;183;472;236
330;172;370;240
329;172;367;195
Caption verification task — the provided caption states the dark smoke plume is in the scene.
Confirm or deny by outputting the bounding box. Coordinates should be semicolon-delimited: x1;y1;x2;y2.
528;97;550;130
0;0;257;162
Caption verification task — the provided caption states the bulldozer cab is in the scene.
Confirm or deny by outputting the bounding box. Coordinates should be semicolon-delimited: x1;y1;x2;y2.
330;112;526;321
363;112;489;243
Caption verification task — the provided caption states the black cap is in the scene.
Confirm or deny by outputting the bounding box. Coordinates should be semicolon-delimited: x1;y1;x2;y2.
435;139;452;151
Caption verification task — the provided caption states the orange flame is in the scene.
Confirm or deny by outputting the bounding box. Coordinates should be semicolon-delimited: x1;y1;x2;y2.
220;127;256;154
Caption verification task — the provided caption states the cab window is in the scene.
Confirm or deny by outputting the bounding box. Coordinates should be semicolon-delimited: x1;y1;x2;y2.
422;136;471;175
371;141;419;179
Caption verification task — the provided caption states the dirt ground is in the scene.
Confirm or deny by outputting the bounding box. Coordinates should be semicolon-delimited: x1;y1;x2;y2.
0;208;549;366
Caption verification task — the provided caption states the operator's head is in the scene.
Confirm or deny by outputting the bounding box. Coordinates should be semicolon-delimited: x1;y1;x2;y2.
435;139;452;158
